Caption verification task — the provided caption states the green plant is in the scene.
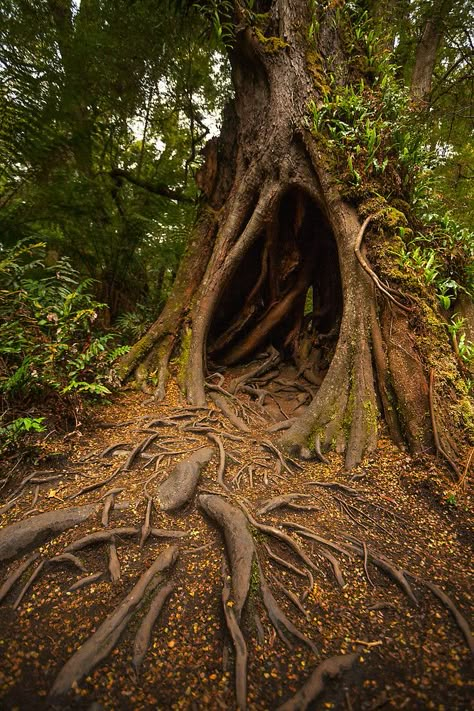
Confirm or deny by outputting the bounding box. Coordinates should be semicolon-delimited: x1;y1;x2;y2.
444;492;457;506
456;333;474;366
0;416;46;455
0;240;126;443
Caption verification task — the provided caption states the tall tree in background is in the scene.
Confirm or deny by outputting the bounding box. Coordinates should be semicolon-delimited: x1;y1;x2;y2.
119;0;473;470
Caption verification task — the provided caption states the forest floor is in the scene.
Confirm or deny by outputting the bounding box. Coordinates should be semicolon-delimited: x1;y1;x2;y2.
0;363;472;711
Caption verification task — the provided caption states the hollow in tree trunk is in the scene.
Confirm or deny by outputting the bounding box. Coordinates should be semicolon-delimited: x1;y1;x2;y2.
118;0;470;471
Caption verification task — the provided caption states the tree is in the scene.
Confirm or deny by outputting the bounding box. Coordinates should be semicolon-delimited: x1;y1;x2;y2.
119;0;473;471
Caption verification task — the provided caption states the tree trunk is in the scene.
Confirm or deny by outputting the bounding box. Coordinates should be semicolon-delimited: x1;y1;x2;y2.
410;0;454;102
119;0;469;470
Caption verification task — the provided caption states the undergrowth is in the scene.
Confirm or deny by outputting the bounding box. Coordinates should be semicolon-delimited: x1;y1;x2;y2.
306;3;474;370
0;240;128;455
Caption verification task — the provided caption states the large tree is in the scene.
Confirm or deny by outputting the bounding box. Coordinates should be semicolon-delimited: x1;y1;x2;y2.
118;0;473;470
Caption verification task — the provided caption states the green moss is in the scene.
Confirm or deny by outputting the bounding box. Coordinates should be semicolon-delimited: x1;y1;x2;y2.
343;384;356;440
363;398;378;437
306;50;331;95
249;556;260;597
176;327;192;389
254;27;288;53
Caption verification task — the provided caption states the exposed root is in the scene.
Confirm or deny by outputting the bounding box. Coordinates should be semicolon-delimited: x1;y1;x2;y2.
140;498;153;548
199;494;254;620
63;528;139;553
227;346;280;394
97;443;131;458
344;537;417;604
0;496;22;515
123;434;160;471
0;552;40;604
108;542;121;582
355;213;412;312
0;504;97;562
261;440;303;474
150;528;188;539
362;541;375;588
334;495;391;535
13;559;45;610
157;448;214;511
6;471;64;500
49;545;179;700
367;553;417;605
312;434;329;464
69;572;105;592
258;561;317;653
31;485;40;508
267;419;297;433
406;576;473;654
282;522;354;559
264;543;314;600
257;494;315;516
49;553;87;573
277;651;360;711
101;489;122;527
206;434;230;491
68;468;123;500
209;392;251;433
240;505;319;578
222;559;248;710
314;547;345;588
271;574;310;619
307;481;361;497
132;582;175;676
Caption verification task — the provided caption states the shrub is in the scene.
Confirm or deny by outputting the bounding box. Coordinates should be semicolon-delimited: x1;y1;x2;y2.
0;240;128;451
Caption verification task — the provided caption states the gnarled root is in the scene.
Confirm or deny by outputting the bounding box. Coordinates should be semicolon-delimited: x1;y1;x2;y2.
49;545;179;700
277;650;360;711
198;494;254;620
157;448;214;511
132;582;175;676
280;307;377;470
222;559;249;710
0;504;98;562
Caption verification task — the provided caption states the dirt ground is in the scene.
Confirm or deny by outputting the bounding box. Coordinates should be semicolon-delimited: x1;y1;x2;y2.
0;372;472;710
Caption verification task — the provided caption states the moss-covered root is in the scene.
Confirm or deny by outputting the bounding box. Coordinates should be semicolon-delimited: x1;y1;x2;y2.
280;335;377;470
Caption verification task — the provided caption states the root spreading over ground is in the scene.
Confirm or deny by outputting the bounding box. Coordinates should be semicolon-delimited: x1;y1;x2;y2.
0;368;472;710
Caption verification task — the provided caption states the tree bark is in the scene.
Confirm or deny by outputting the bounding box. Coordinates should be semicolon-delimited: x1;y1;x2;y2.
410;0;454;102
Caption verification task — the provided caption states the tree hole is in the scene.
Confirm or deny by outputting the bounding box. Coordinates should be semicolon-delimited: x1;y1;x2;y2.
208;188;342;396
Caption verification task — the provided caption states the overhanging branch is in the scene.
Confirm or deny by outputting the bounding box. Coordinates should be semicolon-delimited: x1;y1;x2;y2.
110;169;194;203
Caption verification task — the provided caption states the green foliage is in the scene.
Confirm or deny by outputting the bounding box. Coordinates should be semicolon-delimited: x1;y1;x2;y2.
307;66;432;203
392;213;474;365
394;210;474;304
307;2;474;313
0;416;46;456
0;0;230;322
195;0;234;45
114;307;155;343
0;240;126;446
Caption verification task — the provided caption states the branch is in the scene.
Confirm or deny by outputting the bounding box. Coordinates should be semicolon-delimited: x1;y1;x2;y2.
110;169;194;203
354;213;412;313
